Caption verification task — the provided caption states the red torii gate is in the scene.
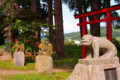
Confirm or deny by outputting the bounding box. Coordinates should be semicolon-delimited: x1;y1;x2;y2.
74;5;120;58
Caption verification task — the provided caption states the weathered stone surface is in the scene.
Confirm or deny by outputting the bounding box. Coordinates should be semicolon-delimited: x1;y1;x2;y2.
14;41;25;52
0;47;12;60
78;57;119;65
0;53;12;60
81;35;117;59
66;57;120;80
38;39;53;56
35;55;53;74
13;52;25;67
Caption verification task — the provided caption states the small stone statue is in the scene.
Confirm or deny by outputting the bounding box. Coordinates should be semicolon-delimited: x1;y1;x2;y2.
14;41;25;52
81;35;117;59
4;26;11;37
38;39;53;56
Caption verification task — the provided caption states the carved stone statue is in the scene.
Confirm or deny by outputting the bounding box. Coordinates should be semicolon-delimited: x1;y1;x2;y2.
38;39;53;56
4;26;12;43
4;26;11;37
81;35;117;59
14;41;25;52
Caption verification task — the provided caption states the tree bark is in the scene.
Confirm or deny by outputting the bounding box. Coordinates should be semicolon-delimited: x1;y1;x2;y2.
30;0;41;57
48;0;55;51
54;0;65;57
30;0;41;42
90;0;101;37
31;0;37;12
77;0;85;38
0;29;5;45
36;0;41;42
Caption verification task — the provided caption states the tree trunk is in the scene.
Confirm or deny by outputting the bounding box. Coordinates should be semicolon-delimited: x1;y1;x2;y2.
48;0;55;51
31;0;41;42
54;0;65;57
11;29;19;42
7;25;12;43
30;0;41;56
90;0;101;37
31;0;37;12
77;0;84;38
13;2;20;12
36;0;41;42
0;29;5;45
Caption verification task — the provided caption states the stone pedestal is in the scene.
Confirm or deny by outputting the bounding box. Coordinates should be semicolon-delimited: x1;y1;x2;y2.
13;52;25;67
0;53;12;60
35;55;53;74
67;57;120;80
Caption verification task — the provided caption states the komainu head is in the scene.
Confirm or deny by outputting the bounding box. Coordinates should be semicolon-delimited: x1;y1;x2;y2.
81;35;93;46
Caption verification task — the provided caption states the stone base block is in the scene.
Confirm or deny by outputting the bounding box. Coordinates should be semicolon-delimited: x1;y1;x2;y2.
67;57;120;80
35;55;53;74
13;52;25;67
0;53;12;60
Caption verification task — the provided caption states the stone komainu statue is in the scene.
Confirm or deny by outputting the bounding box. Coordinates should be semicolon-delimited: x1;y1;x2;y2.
81;35;117;59
4;26;11;37
14;41;25;52
38;39;53;56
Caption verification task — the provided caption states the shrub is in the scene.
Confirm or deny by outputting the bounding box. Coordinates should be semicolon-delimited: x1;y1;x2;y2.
112;38;120;51
112;38;120;57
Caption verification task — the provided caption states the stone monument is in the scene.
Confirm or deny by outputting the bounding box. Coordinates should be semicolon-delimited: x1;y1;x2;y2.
14;41;25;52
13;41;25;67
38;39;53;56
35;39;53;74
67;35;120;80
13;52;25;67
0;26;12;60
0;48;12;60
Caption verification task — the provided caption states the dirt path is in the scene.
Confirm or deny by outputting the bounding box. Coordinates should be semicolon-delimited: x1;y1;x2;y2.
0;68;72;75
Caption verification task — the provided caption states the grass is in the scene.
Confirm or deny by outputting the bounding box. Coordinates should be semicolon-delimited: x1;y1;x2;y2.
1;72;70;80
0;57;78;71
0;60;35;70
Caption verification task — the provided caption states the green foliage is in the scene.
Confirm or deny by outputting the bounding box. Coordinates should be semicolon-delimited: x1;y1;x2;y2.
9;46;16;52
112;38;120;51
25;47;32;52
11;19;42;53
25;56;34;63
0;0;57;58
65;40;74;45
64;27;120;41
0;43;13;49
100;27;120;37
64;32;81;41
15;9;38;21
2;0;16;24
53;44;82;68
65;44;81;58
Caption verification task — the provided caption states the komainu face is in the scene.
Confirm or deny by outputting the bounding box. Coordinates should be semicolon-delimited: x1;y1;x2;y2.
81;35;93;46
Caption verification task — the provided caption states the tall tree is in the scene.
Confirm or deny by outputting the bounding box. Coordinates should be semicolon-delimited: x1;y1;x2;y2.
54;0;65;57
90;0;101;36
77;0;86;38
48;0;55;50
30;0;41;42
